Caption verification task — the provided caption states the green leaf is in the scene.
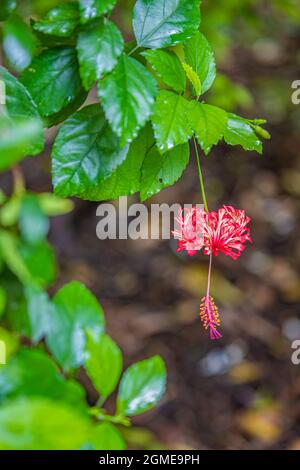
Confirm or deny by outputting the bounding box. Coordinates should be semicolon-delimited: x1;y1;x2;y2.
183;31;216;94
142;49;186;93
0;232;55;288
0;66;44;156
79;0;117;23
3;14;37;73
98;54;157;147
43;89;88;128
0;230;31;284
0;116;44;170
0;190;6;206
79;124;154;201
0;287;7;318
20;241;56;288
0;0;16;21
224;113;263;154
32;28;77;48
32;2;80;37
0;194;21;227
20;195;49;245
189;102;228;155
2;286;31;339
181;61;201;97
133;0;201;49
46;281;105;371
38;193;74;216
117;355;166;417
85;333;122;401
91;423;126;450
21;47;84;119
151;90;192;153
77;18;124;90
52;104;129;198
0;327;18;362
24;284;52;343
0;348;86;407
140;143;189;201
0;398;92;450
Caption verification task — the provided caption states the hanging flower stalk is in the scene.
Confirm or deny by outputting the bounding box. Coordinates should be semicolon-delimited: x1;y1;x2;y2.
173;139;252;340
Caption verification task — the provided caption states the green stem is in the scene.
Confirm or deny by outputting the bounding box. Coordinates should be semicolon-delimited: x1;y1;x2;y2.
193;136;209;212
89;408;131;427
96;396;106;408
128;45;139;56
105;414;131;427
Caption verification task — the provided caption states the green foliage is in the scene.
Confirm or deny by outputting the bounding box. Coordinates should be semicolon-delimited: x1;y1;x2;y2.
224;113;263;154
140;143;189;201
38;193;74;216
117;355;166;416
79;0;117;24
21;47;84;122
46;281;105;371
133;0;201;49
0;193;167;448
0;230;32;284
32;3;80;37
3;14;37;72
183;31;216;95
0;287;7;317
85;333;122;401
0;328;18;361
0;398;92;450
19;241;56;287
52;104;129;197
0;348;86;406
189;102;228;155
0;116;43;170
0;0;16;21
152;90;193;153
77;18;124;90
98;54;157;146
0;0;269;201
24;284;52;343
20;194;49;244
142;49;186;93
91;423;126;450
181;62;201;98
76;125;153;201
0;67;44;160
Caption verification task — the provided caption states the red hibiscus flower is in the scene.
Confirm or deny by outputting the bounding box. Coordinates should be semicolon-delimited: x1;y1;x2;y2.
173;206;206;256
202;205;252;260
174;205;252;340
